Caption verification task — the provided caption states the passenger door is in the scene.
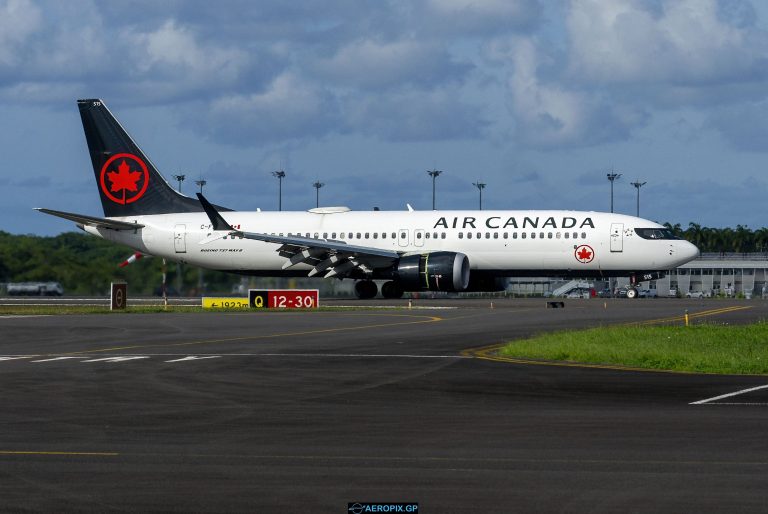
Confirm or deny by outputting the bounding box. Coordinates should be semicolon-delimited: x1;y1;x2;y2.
174;224;187;253
610;223;623;252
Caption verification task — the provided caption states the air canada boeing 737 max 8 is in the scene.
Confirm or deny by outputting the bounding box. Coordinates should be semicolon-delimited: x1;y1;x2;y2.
37;99;700;299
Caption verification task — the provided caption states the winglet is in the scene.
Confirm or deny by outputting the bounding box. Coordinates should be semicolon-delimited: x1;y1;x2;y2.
197;193;234;231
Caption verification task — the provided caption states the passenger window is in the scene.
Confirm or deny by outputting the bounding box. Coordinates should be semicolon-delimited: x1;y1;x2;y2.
416;232;422;239
556;232;561;239
531;233;536;239
547;232;553;239
503;232;508;239
572;232;578;239
540;232;544;239
400;232;406;239
485;232;490;239
522;233;527;239
564;232;569;239
477;232;481;239
365;232;369;239
373;233;378;239
323;233;328;239
468;233;473;239
458;232;464;239
581;232;586;239
382;233;387;239
314;233;319;238
441;233;446;239
392;233;397;239
493;233;498;239
357;232;362;238
425;232;430;239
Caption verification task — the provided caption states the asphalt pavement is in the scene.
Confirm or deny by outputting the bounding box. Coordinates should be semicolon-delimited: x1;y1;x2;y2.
1;298;767;513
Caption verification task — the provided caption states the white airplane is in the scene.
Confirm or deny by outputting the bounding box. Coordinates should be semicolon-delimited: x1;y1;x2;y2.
37;99;700;299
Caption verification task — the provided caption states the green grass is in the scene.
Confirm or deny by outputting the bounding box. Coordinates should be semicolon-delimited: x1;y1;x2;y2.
498;322;768;374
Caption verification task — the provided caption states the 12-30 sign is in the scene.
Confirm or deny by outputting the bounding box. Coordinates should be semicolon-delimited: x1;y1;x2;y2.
249;289;319;309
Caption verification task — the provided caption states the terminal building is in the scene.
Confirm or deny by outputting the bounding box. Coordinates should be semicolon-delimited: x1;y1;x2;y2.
508;253;768;298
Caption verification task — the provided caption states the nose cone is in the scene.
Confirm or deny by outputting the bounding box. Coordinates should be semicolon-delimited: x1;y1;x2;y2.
677;240;700;265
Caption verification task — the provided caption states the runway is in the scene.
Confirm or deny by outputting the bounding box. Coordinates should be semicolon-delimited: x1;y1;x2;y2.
1;298;768;513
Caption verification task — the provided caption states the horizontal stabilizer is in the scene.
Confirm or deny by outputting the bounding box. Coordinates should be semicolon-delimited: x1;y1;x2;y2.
35;208;145;230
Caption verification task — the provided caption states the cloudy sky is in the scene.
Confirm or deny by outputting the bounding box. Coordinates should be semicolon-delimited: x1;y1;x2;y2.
2;0;768;235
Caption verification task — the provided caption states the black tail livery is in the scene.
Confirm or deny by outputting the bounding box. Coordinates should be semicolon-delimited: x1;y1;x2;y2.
78;99;226;217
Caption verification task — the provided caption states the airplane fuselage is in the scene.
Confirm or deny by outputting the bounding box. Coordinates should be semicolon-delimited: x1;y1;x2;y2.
85;208;699;279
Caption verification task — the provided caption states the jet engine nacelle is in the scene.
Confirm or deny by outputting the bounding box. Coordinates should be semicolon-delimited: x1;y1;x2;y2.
396;251;470;292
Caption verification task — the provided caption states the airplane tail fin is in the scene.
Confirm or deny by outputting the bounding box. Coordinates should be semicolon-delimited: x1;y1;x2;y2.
78;99;211;217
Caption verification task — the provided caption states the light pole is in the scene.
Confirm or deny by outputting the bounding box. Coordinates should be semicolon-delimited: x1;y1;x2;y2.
473;182;486;210
195;179;207;194
427;169;443;210
172;174;185;193
312;181;324;208
272;170;286;211
606;171;621;213
631;180;647;217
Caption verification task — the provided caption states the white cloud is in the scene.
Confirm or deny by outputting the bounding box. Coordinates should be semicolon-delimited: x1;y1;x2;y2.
508;38;646;147
567;0;768;86
313;38;470;90
129;20;248;86
198;72;339;143
0;0;41;66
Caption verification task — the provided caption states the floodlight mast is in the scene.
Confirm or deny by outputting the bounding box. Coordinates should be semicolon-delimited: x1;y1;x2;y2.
631;180;647;217
172;174;185;193
472;181;486;210
606;170;622;213
427;169;443;210
272;170;286;211
312;181;324;208
195;179;207;193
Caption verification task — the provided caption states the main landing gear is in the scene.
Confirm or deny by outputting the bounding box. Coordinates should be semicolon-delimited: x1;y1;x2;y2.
625;287;638;299
354;280;378;299
354;280;405;299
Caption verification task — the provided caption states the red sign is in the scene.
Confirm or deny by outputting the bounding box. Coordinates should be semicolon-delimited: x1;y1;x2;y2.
100;153;149;204
574;245;595;264
249;289;319;309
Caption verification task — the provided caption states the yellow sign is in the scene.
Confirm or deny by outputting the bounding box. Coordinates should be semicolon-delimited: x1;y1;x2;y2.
202;297;250;309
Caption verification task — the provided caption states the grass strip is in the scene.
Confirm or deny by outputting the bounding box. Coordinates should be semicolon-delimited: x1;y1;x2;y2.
499;322;768;374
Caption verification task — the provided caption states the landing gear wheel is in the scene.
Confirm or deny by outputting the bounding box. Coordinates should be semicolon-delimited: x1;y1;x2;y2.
381;281;404;299
626;287;638;299
354;280;378;299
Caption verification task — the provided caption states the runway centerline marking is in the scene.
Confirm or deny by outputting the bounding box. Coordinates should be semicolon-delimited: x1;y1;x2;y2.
690;384;768;405
51;313;444;356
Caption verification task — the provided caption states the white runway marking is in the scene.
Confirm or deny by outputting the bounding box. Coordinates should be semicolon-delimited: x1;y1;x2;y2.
165;356;221;362
690;384;768;405
31;357;81;362
81;356;151;363
0;356;37;361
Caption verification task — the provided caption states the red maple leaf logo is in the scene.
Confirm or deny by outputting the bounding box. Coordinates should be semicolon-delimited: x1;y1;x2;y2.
577;247;592;261
107;159;142;194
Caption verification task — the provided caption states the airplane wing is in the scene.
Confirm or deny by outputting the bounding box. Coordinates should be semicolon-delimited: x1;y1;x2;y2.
35;208;145;230
196;193;400;278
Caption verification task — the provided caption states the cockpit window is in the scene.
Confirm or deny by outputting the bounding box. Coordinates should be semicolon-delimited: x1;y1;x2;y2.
635;228;680;240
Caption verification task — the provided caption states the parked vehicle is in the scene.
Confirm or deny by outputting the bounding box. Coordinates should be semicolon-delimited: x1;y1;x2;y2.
597;288;613;298
7;282;64;296
640;289;658;298
686;290;709;298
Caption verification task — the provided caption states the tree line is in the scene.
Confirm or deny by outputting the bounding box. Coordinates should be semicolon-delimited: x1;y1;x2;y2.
662;223;768;254
0;231;240;295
